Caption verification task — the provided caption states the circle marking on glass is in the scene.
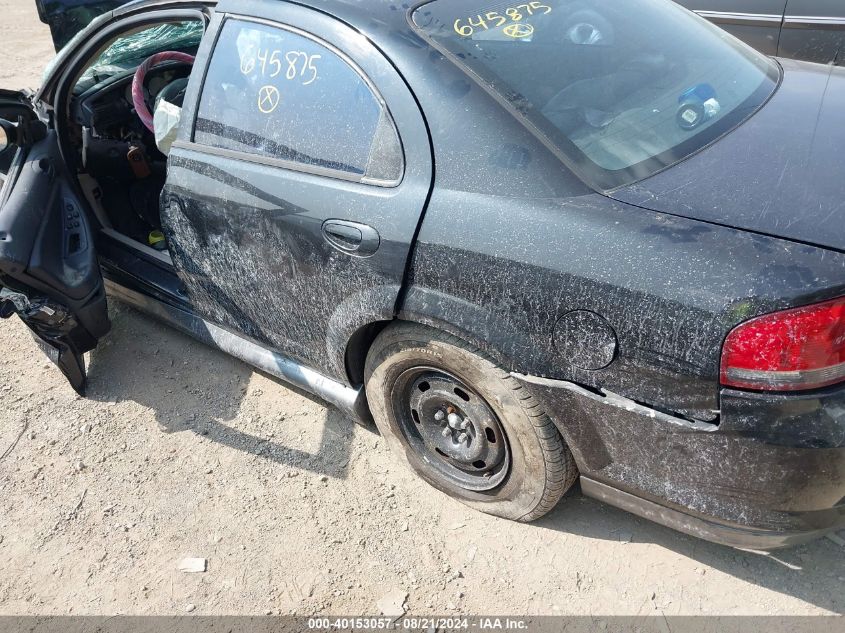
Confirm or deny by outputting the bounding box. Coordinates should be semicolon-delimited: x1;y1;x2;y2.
504;23;534;38
257;85;280;114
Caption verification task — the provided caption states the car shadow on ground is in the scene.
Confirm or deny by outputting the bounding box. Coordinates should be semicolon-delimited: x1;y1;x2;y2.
539;487;845;613
84;302;373;481
84;303;843;612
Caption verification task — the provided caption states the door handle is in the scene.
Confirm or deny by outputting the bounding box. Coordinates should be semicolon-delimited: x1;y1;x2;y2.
322;219;380;257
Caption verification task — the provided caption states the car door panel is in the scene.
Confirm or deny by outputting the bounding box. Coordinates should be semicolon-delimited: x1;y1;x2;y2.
0;121;110;392
161;2;432;383
781;0;845;64
674;0;787;55
1;135;99;301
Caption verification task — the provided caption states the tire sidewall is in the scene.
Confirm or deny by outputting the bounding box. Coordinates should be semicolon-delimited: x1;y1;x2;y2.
367;333;550;520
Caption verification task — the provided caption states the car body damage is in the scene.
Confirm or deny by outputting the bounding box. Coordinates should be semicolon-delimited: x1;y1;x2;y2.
402;193;845;423
1;0;844;549
159;0;434;384
517;373;845;549
161;153;411;382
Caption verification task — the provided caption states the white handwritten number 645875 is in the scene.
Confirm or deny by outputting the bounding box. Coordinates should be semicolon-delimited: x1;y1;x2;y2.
241;48;321;86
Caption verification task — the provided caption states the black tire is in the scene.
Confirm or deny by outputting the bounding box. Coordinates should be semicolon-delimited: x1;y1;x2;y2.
365;322;578;522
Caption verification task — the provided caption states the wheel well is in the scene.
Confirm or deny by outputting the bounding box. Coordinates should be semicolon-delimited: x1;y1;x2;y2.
345;320;392;386
345;316;512;388
344;318;510;387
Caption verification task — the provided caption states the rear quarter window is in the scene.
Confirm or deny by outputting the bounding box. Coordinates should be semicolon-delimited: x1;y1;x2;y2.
193;19;404;185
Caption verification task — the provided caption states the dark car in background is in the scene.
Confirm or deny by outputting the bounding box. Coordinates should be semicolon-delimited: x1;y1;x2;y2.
1;0;844;551
677;0;845;64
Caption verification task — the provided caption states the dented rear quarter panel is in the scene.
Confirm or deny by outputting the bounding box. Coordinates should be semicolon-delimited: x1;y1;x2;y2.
178;0;845;422
275;0;845;546
166;1;845;424
403;189;845;421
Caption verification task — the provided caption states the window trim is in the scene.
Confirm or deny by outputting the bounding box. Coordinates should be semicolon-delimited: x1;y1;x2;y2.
189;14;405;188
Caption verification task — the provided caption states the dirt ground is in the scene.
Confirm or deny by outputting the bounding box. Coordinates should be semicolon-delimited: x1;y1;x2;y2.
0;0;843;618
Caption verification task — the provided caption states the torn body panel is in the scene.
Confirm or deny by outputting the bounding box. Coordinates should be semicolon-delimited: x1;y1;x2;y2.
365;4;845;420
516;372;845;549
0;128;110;393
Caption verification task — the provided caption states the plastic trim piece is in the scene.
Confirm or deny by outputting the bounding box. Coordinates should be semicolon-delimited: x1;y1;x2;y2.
693;10;783;26
783;16;845;30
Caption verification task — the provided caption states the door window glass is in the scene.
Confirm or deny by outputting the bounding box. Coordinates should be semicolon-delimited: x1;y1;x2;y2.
194;19;403;184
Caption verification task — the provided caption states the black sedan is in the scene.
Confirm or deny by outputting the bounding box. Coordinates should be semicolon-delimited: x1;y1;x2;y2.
676;0;845;64
1;0;843;550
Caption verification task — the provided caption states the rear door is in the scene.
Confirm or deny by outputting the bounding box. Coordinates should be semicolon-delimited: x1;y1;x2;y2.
161;1;432;382
674;0;787;55
0;92;110;393
780;0;845;64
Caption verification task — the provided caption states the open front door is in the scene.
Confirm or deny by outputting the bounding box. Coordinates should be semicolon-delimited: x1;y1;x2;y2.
0;91;110;394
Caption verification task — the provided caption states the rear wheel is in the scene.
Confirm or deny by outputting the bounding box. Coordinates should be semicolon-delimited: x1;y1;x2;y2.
365;323;578;521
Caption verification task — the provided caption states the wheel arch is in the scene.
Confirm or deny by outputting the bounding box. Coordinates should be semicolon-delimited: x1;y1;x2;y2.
343;285;533;389
344;320;392;386
395;286;534;372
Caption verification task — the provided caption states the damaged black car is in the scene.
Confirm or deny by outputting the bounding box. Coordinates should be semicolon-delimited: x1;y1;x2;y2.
1;0;843;550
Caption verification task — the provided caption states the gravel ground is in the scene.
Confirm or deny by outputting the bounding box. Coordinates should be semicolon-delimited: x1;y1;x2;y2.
0;0;843;617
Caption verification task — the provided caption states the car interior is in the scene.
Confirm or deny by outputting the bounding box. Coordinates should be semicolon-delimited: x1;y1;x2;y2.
65;19;204;259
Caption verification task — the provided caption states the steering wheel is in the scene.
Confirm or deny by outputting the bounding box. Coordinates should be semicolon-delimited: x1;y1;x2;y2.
131;51;195;132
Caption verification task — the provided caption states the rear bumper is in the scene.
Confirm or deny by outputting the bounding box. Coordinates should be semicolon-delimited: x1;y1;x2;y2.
580;477;840;550
515;374;845;550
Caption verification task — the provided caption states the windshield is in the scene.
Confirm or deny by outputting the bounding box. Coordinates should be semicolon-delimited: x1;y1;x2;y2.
412;0;779;190
75;21;204;91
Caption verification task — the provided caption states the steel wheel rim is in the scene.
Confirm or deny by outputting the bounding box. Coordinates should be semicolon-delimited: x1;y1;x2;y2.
391;366;511;492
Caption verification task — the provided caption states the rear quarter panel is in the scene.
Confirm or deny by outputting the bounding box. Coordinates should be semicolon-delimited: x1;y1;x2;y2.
404;186;845;421
367;11;845;421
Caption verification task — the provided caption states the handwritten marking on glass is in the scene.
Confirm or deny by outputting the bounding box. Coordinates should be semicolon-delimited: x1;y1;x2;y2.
257;85;280;114
453;2;552;37
504;22;534;38
241;47;321;86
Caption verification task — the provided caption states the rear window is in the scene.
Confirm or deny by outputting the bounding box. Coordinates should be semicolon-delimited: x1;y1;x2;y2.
412;0;778;190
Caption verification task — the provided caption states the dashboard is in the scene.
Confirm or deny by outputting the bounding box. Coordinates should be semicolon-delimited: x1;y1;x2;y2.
71;62;193;139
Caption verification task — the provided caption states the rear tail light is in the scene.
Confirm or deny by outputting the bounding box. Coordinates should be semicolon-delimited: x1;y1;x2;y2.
720;296;845;392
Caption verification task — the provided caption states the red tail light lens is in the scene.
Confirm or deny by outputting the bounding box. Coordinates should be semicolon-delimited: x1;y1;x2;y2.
720;296;845;391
